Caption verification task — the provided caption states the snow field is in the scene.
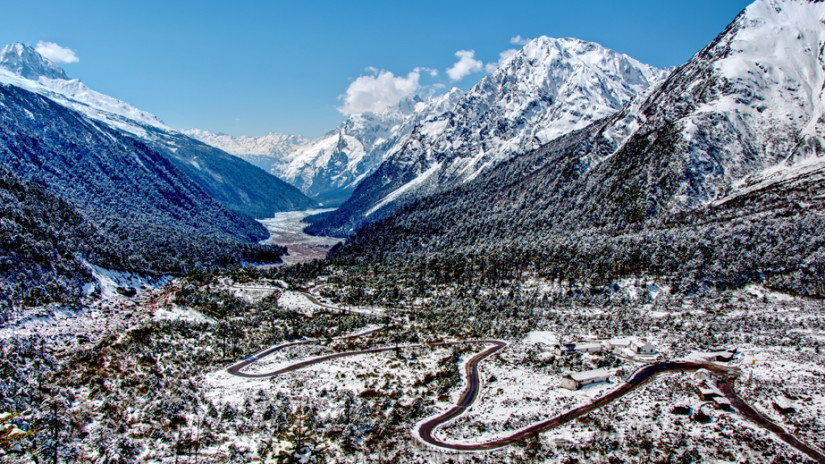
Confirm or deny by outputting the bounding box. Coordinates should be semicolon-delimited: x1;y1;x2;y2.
277;291;321;316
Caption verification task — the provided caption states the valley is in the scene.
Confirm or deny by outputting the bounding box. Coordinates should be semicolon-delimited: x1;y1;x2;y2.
2;0;825;462
258;209;343;265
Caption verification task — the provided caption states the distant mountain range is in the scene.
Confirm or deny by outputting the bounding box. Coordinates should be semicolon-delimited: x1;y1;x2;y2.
186;90;465;206
182;129;309;172
188;36;668;235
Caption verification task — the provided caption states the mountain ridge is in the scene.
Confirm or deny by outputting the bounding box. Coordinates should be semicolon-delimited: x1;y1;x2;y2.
0;83;286;280
329;0;825;296
0;43;317;218
306;35;669;236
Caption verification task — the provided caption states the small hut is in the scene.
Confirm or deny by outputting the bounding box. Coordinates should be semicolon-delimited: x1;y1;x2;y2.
772;397;797;414
561;368;611;390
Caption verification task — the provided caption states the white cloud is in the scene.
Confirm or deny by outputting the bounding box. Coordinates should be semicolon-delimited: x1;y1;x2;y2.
485;49;518;73
415;66;438;77
338;69;420;115
34;41;79;63
510;35;531;46
446;50;483;81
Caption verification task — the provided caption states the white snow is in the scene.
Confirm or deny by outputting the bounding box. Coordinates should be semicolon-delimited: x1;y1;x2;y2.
524;331;559;347
153;305;214;324
366;162;442;216
278;291;321;316
83;261;171;299
568;368;612;382
258;209;342;264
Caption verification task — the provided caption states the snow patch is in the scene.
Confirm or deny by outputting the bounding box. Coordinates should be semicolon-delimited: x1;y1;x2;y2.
153;305;214;324
83;261;171;299
366;162;442;216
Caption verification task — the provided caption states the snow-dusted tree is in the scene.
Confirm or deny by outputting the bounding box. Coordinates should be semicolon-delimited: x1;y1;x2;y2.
266;404;327;464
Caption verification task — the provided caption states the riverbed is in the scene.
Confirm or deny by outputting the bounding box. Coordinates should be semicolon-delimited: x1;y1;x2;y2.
258;209;343;265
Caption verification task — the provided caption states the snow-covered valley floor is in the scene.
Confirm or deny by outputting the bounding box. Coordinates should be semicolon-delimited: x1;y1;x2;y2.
258;209;342;265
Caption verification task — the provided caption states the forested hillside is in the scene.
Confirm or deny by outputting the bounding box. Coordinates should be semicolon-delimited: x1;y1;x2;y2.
0;168;107;316
331;118;825;297
0;84;287;317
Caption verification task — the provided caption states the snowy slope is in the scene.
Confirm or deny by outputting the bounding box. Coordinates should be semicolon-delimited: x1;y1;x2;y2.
694;0;825;198
577;0;825;218
0;44;170;138
0;43;316;217
309;36;668;236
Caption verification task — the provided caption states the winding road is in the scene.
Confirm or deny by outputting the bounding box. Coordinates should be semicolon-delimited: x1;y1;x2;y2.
224;291;825;461
227;337;825;462
228;337;499;379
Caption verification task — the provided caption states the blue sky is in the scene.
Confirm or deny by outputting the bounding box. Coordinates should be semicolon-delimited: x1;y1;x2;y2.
3;0;752;138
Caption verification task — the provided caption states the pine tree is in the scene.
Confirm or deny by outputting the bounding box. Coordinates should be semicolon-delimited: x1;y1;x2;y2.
267;404;327;464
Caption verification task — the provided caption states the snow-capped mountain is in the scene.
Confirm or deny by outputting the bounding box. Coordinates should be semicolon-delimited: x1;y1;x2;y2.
0;43;68;80
278;90;464;205
334;0;825;260
307;36;669;236
187;90;464;206
0;43;316;218
181;129;309;171
564;0;825;222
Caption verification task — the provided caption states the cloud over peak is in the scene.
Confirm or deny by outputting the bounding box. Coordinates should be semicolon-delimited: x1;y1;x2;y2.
485;49;518;73
510;35;531;46
446;50;483;81
35;41;79;64
338;37;533;115
338;69;420;115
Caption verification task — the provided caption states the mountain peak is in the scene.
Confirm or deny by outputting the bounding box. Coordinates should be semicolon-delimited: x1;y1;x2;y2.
502;35;665;91
307;35;670;236
0;43;68;80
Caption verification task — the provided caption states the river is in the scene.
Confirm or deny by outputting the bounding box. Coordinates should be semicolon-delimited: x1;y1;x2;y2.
258;209;343;265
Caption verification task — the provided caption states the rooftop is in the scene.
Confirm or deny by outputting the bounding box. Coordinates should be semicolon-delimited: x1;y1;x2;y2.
568;368;611;382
